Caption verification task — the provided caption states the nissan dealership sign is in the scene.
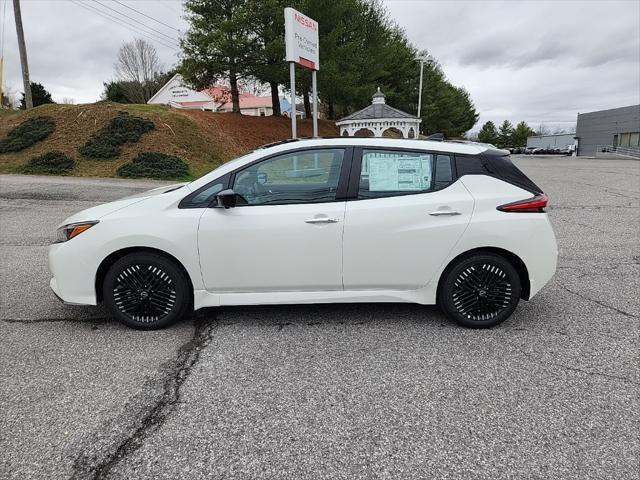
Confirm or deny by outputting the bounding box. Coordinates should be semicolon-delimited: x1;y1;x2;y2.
284;7;319;70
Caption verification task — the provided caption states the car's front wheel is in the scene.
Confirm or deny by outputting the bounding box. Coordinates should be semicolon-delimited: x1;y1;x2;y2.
438;253;522;328
103;252;191;330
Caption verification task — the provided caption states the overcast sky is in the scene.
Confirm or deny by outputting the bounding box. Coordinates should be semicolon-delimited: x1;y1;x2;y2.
2;0;639;132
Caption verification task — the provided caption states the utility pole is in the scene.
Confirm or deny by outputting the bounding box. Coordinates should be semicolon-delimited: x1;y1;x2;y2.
416;55;426;118
13;0;32;109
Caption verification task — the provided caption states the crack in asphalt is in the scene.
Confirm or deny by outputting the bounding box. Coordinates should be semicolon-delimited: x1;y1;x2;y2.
549;204;638;211
557;282;638;319
70;315;218;480
0;316;110;324
521;352;639;386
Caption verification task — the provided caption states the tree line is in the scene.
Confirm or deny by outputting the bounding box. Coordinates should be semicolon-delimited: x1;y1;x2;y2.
179;0;478;135
477;121;535;148
476;120;576;148
103;0;478;137
12;1;481;138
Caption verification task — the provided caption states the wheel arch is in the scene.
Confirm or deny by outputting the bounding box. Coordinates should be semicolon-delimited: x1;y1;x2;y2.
95;246;195;303
436;247;531;301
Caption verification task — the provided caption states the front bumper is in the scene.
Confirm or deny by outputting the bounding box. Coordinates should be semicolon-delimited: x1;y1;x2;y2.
49;242;98;306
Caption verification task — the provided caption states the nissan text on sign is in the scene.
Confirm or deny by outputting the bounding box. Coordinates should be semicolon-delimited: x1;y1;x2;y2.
285;7;319;71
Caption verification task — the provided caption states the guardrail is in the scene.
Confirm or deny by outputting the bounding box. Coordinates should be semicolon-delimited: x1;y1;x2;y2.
595;145;640;159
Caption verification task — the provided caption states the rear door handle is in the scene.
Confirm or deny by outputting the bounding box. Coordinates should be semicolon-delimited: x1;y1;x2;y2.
429;210;461;216
305;218;339;224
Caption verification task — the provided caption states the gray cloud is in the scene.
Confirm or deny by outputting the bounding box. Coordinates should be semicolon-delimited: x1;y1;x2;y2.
384;0;639;131
2;0;639;133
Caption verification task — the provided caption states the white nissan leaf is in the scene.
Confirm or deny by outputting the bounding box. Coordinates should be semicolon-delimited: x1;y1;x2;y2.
49;138;557;330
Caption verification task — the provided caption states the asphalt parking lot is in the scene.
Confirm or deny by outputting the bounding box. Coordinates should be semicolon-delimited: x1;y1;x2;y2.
1;156;638;479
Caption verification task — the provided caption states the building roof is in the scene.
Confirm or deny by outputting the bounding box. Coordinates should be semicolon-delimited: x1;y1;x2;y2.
172;100;215;108
338;88;418;122
220;93;272;110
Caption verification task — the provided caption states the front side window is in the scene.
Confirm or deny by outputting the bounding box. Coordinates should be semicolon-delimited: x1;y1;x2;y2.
233;149;345;205
179;174;230;208
359;149;433;199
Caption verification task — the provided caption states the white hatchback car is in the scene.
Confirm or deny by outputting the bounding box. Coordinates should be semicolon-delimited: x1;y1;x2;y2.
49;138;557;330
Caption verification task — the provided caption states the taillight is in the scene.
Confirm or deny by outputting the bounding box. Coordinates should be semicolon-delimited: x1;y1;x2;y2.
497;194;548;213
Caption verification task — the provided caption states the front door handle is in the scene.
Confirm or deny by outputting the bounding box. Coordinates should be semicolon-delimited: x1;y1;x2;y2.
429;210;462;216
305;218;339;224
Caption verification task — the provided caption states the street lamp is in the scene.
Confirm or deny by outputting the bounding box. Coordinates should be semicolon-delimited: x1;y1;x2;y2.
415;55;427;118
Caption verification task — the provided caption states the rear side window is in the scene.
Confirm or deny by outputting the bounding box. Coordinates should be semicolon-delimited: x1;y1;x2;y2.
358;149;433;199
434;154;453;190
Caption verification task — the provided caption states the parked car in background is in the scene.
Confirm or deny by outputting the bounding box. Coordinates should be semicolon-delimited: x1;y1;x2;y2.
49;138;557;330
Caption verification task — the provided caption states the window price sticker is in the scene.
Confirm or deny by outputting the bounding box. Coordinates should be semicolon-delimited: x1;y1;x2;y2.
368;155;431;191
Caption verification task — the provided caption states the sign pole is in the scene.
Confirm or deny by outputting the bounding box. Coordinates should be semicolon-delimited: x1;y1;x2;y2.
289;62;296;139
312;69;318;137
285;7;318;139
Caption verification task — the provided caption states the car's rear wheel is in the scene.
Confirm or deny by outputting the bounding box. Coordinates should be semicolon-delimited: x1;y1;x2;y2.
103;252;191;330
438;253;521;328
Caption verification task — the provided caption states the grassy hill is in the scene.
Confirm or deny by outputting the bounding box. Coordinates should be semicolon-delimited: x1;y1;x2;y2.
0;102;338;179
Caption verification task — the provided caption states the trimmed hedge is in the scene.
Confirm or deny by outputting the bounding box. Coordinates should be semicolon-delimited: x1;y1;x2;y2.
0;116;55;153
79;112;154;159
117;152;189;179
21;151;75;174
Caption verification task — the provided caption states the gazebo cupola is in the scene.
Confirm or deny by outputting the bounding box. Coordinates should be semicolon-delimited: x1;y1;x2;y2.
336;88;421;138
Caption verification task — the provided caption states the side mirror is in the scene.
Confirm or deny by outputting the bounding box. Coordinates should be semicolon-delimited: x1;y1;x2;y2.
214;189;237;209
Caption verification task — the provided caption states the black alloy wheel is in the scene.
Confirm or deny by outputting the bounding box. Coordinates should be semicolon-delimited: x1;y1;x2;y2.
103;252;191;330
439;253;522;328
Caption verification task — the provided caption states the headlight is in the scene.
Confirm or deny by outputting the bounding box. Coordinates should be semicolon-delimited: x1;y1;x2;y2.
55;221;99;243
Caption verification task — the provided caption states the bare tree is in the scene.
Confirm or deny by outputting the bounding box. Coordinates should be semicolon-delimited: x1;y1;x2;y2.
115;38;162;103
61;97;75;105
238;76;270;97
536;123;551;136
1;85;19;109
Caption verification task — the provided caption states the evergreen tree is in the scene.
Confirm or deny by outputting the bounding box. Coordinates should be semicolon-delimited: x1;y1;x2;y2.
511;121;535;147
497;120;514;148
179;0;480;133
20;82;54;109
477;121;499;145
181;0;258;113
245;0;288;115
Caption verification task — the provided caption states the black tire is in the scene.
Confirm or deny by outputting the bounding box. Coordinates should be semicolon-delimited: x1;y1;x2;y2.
438;253;521;329
103;252;192;330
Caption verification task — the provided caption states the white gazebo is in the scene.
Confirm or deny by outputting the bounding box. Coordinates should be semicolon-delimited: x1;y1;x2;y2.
336;88;421;138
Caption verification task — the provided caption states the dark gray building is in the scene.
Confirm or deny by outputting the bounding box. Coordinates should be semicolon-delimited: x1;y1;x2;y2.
575;105;640;156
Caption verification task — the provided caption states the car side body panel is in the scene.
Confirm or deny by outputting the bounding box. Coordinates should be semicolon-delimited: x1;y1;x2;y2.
451;175;558;298
49;188;203;306
342;180;474;290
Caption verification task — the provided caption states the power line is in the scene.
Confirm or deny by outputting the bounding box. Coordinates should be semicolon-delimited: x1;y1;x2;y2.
112;0;181;32
71;0;178;49
91;0;178;43
69;0;177;50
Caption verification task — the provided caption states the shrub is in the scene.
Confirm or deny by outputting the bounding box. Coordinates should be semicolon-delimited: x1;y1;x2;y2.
21;151;75;174
117;152;189;179
79;112;154;159
0;116;55;153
